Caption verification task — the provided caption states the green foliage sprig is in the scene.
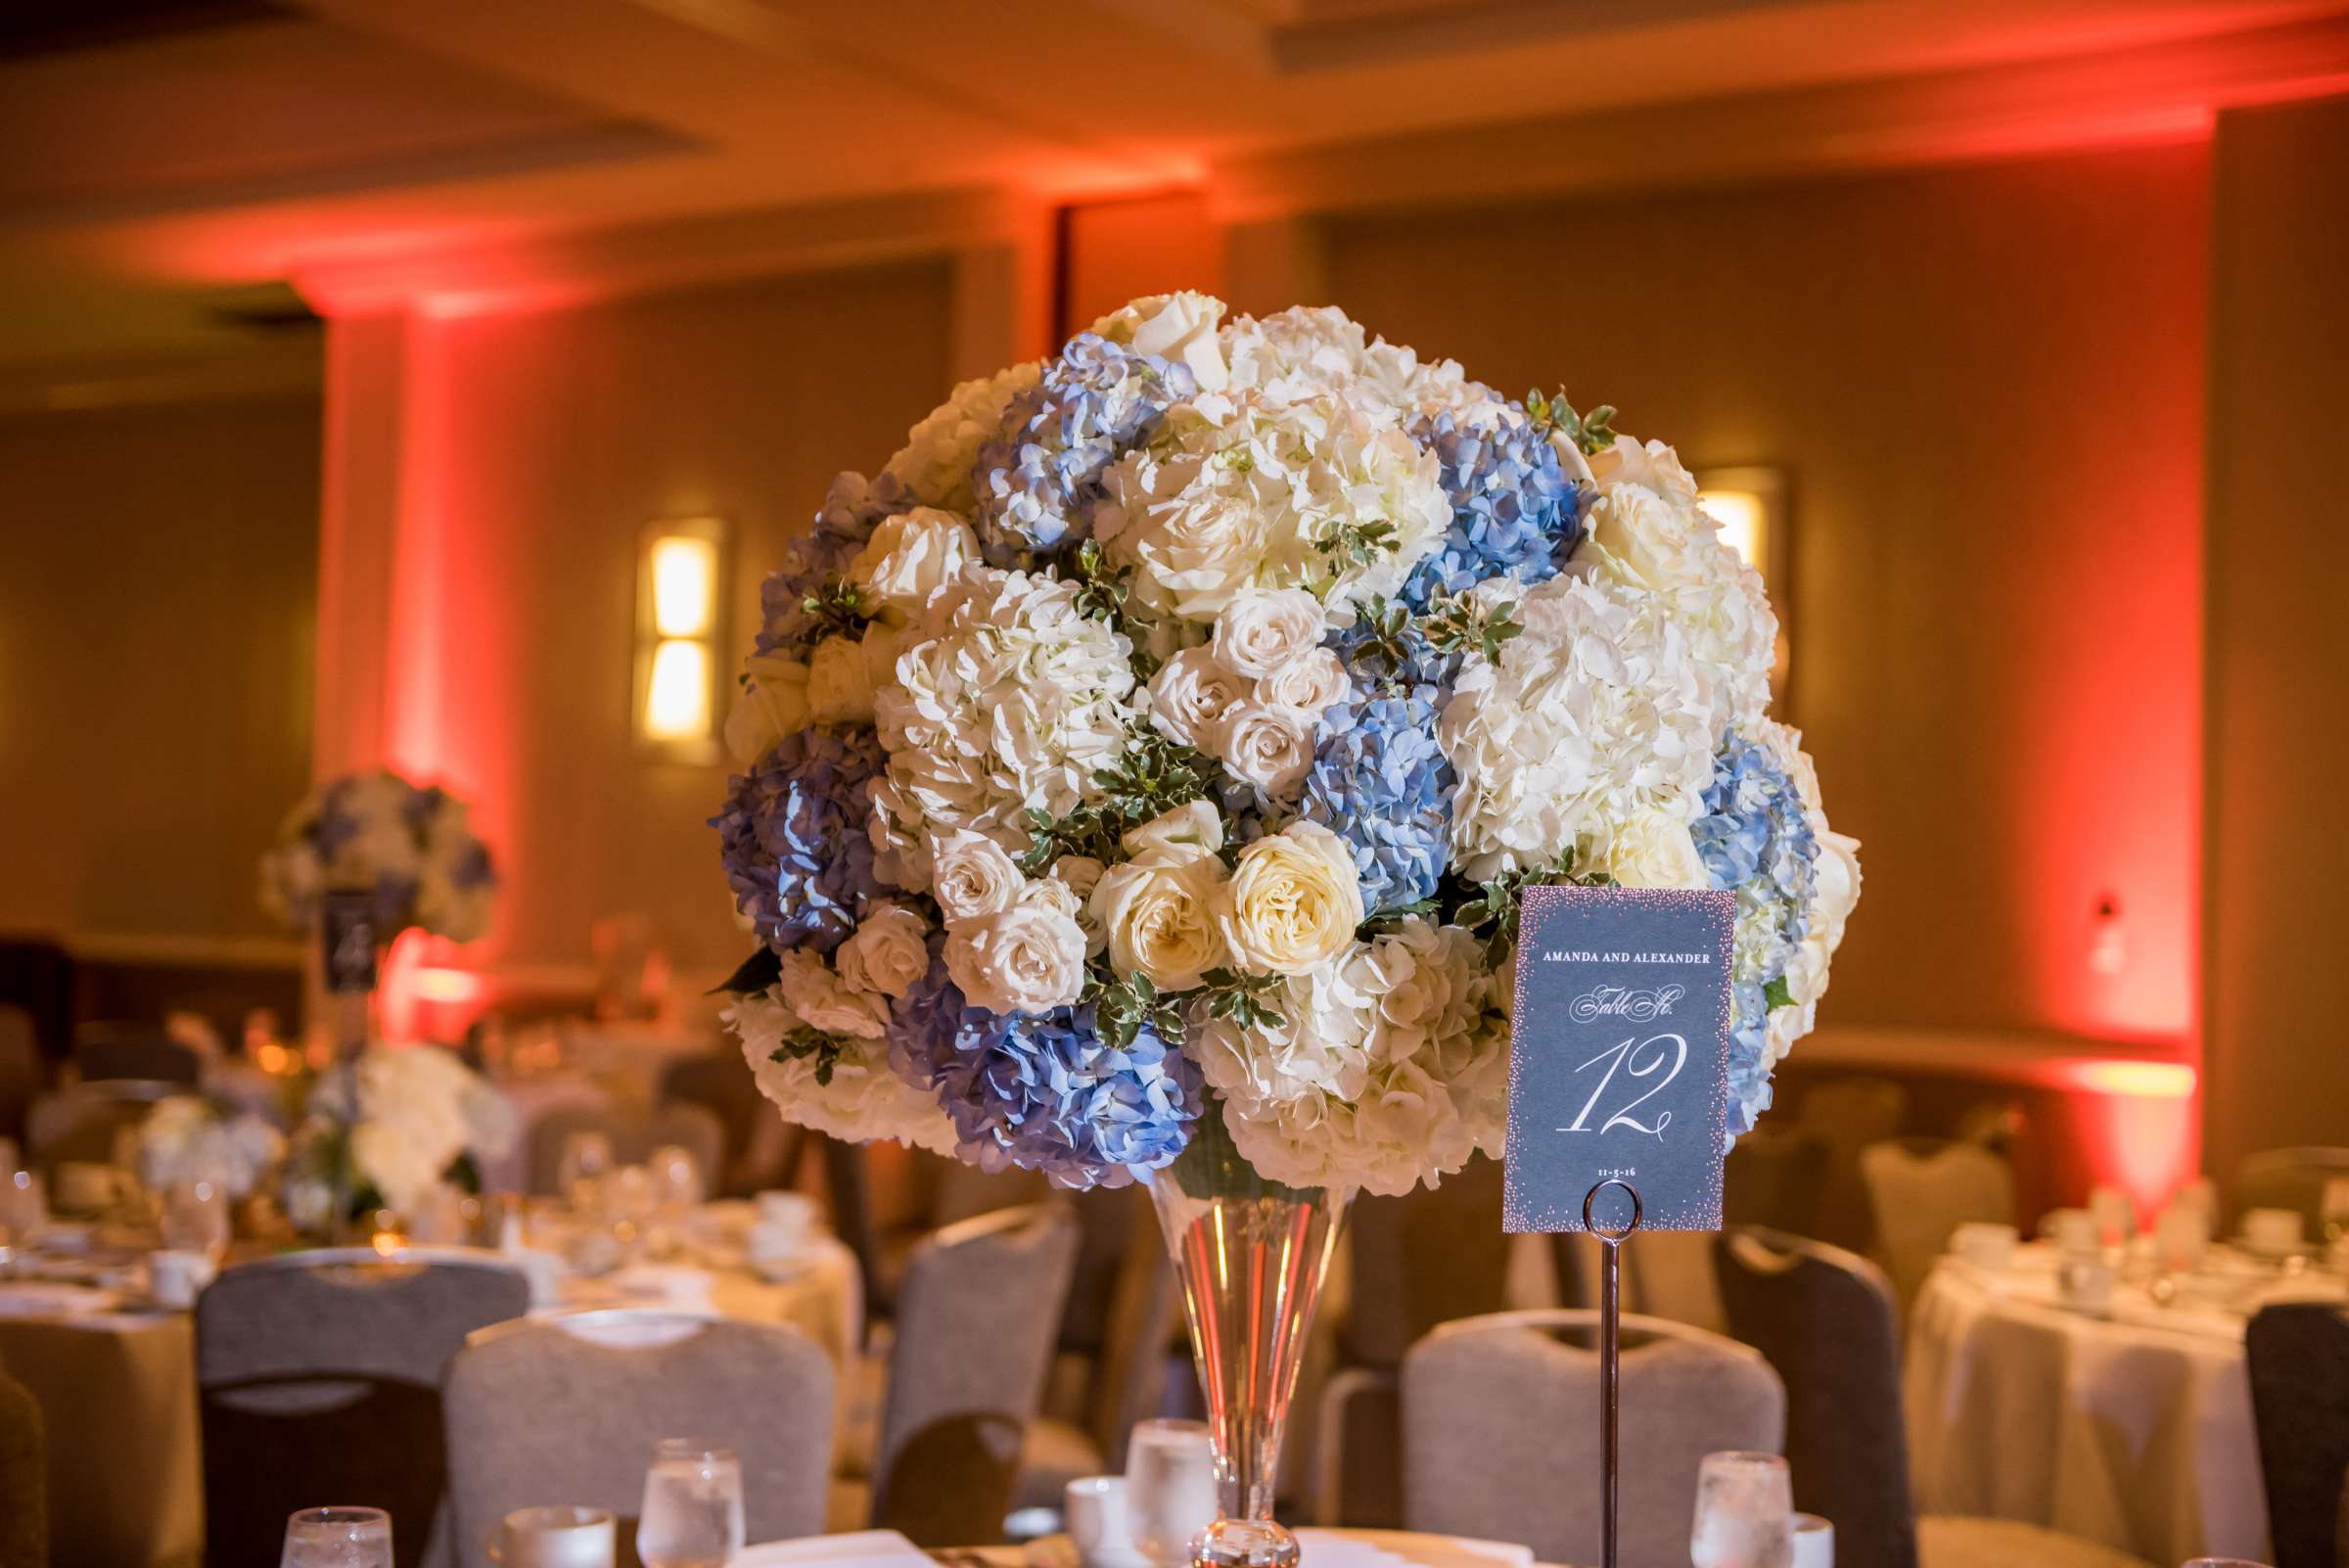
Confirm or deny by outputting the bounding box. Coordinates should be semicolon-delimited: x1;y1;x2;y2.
1018;732;1220;874
770;1026;850;1087
1200;966;1287;1032
1526;388;1619;457
1456;853;1615;965
1418;587;1525;665
801;578;873;640
1086;967;1186;1051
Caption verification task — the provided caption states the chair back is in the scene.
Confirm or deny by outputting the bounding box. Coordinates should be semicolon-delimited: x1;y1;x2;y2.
445;1314;834;1560
1714;1225;1916;1568
1724;1125;1832;1237
1859;1137;2012;1318
0;1365;44;1568
2236;1147;2349;1234
657;1051;766;1192
1402;1308;1784;1568
24;1080;175;1176
1797;1075;1909;1251
1341;1152;1510;1367
874;1202;1081;1545
72;1024;200;1086
0;1006;42;1146
2247;1302;2349;1568
195;1250;530;1568
1084;1196;1181;1469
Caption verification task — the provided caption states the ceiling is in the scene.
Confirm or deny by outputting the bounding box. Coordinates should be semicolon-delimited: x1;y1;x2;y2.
0;0;2339;377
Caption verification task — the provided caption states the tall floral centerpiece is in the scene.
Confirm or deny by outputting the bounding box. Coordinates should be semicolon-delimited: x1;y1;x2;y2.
712;296;1861;1566
261;769;497;1052
282;1043;517;1243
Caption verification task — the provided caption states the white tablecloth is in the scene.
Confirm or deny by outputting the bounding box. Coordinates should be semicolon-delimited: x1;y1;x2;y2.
1904;1246;2318;1564
0;1230;860;1568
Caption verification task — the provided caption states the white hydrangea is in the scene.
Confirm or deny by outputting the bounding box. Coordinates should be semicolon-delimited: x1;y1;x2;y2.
332;1045;516;1217
1577;438;1776;737
1189;918;1506;1196
1093;389;1449;626
1440;572;1718;881
1752;719;1863;1066
727;987;959;1155
882;362;1042;513
871;567;1139;887
139;1097;284;1198
1220;305;1497;428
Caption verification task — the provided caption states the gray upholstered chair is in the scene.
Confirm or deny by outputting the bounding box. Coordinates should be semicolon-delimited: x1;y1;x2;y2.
1716;1225;2158;1568
1401;1308;1784;1568
2249;1302;2349;1568
865;1202;1080;1545
196;1249;531;1568
72;1023;200;1086
527;1101;726;1197
0;1363;44;1568
1858;1136;2012;1319
445;1314;835;1564
1797;1074;1909;1251
2235;1147;2349;1235
24;1079;174;1178
1724;1124;1832;1237
1015;1189;1182;1509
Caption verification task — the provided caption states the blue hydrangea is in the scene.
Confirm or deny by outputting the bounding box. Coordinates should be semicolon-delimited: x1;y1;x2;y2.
711;726;889;954
1301;688;1454;915
889;957;1204;1189
1400;405;1583;610
1329;619;1460;692
969;334;1192;560
754;472;910;656
1694;734;1820;1134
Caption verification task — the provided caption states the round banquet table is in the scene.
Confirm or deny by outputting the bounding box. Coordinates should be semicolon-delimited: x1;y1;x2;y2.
1903;1242;2332;1565
0;1230;860;1568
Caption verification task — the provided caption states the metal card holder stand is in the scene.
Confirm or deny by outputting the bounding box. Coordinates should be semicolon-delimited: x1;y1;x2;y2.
1582;1177;1643;1568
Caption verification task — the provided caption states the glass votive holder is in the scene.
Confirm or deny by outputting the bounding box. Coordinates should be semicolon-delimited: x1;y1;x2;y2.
490;1504;617;1568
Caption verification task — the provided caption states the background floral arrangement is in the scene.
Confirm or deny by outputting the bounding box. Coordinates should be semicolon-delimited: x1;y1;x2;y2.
714;294;1860;1196
283;1043;516;1226
260;768;498;943
137;1096;285;1199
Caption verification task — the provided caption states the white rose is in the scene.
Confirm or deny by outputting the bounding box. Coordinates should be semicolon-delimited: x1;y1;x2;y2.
848;508;981;620
722;653;812;763
775;949;889;1038
1212;587;1327;680
1146;647;1246;750
1219;821;1364;976
1048;855;1108;956
1585;484;1704;597
944;903;1088;1015
1219;699;1317;801
1601;806;1711;890
1586;435;1698;508
836;904;931;999
1019;873;1084;922
806;635;877;726
1091;851;1228;992
929;831;1027;925
1257;648;1350;719
1122;801;1224;862
1093;292;1229;392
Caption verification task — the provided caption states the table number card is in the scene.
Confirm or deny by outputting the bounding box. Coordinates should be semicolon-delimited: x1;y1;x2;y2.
1503;884;1737;1233
320;890;381;994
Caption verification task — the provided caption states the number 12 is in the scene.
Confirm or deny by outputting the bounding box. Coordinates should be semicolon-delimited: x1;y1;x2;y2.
1559;1033;1686;1139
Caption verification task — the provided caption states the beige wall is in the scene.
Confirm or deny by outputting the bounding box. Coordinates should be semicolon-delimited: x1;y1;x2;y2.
0;397;321;946
2202;95;2349;1178
379;260;953;981
1322;145;2209;1048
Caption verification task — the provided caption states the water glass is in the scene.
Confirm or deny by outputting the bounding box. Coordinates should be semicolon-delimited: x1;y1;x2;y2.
649;1144;706;1213
281;1504;393;1568
558;1131;616;1212
1126;1418;1218;1567
1690;1451;1794;1568
161;1179;232;1263
637;1439;744;1568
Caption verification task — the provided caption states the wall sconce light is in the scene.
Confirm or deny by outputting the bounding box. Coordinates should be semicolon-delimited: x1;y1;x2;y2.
634;518;729;761
1696;467;1792;707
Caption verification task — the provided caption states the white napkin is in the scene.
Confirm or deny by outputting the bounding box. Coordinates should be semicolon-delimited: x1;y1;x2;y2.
0;1282;119;1317
1297;1528;1536;1568
734;1530;935;1568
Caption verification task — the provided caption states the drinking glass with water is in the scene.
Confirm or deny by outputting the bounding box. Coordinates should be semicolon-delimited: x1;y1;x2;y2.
1689;1451;1794;1568
281;1505;392;1568
637;1438;745;1568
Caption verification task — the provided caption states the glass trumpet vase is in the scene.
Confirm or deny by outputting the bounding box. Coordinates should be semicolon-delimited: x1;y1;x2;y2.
1147;1109;1353;1568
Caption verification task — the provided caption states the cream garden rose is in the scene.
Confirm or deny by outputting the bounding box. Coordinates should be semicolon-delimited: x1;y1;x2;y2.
722;652;812;763
944;902;1088;1015
848;507;980;620
1601;805;1710;890
1145;647;1246;750
1256;647;1349;718
1212;587;1325;680
929;830;1027;924
835;904;931;998
1218;821;1364;976
1219;700;1316;800
1089;808;1230;992
806;634;878;726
